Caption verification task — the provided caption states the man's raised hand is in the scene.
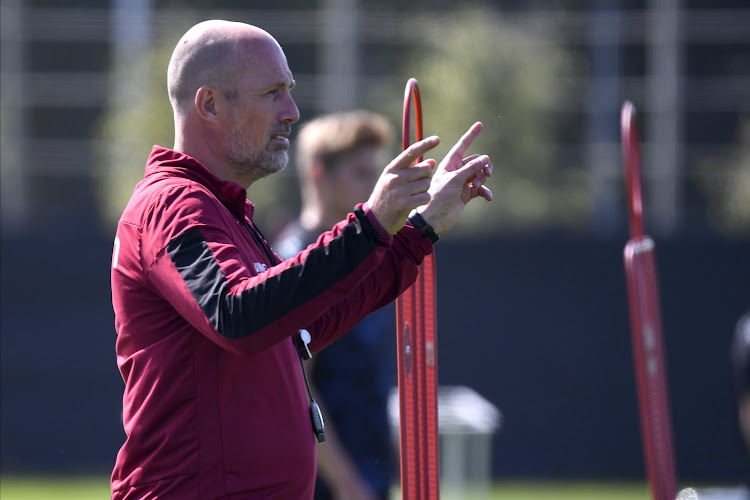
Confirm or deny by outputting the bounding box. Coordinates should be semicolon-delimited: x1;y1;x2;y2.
417;122;493;235
367;136;440;235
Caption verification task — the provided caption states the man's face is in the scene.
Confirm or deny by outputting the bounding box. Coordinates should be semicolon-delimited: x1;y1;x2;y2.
323;146;386;218
221;40;300;182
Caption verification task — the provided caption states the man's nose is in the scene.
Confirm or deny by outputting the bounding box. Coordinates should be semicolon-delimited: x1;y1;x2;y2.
281;92;300;124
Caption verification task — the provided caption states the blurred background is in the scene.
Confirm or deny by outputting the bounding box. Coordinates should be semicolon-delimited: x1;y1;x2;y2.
1;0;749;493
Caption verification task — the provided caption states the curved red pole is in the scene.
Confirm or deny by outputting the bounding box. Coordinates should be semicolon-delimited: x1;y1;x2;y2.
621;101;678;500
621;101;645;239
396;78;439;500
402;78;424;158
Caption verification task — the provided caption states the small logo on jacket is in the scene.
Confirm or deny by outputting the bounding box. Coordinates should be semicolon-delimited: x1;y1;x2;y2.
253;262;267;273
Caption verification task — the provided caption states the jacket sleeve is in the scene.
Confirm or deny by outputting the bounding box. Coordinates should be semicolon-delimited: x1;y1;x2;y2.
303;222;432;353
144;186;431;356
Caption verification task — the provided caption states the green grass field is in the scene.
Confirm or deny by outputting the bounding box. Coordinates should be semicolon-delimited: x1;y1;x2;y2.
0;475;652;500
0;475;111;500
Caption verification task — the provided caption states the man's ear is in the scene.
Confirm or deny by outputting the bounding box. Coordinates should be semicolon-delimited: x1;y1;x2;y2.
195;85;219;123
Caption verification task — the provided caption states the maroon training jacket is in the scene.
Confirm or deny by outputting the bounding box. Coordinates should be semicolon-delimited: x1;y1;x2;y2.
110;146;432;499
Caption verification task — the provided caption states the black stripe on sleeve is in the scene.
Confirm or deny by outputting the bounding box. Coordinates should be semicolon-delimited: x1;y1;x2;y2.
166;227;238;336
166;211;380;339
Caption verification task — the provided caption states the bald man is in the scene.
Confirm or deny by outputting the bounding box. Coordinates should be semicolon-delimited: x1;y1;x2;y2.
110;20;493;499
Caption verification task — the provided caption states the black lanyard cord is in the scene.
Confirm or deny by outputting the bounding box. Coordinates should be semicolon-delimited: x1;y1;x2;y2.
242;218;325;442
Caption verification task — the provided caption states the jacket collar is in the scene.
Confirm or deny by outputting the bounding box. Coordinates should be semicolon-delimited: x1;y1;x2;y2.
145;145;251;220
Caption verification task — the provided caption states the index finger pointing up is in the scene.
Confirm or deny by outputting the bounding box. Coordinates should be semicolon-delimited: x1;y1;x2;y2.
446;122;483;163
396;135;440;169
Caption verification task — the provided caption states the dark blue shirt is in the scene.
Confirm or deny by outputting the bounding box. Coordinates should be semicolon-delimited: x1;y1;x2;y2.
274;221;396;499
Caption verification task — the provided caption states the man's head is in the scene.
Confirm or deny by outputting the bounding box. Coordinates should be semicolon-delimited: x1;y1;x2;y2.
167;20;299;187
295;111;394;225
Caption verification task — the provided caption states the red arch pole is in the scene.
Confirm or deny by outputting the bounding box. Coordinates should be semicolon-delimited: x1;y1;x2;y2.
396;78;440;500
621;101;678;500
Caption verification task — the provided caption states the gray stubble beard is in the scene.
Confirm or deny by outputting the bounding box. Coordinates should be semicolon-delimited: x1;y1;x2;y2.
225;132;289;182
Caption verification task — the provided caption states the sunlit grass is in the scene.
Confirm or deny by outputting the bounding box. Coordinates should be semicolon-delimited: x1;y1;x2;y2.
448;480;651;499
0;475;652;500
0;475;111;500
398;481;651;500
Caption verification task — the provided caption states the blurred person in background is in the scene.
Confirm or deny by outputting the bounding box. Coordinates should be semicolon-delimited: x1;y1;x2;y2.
109;19;493;500
694;310;750;500
728;310;750;498
677;310;750;500
274;110;398;500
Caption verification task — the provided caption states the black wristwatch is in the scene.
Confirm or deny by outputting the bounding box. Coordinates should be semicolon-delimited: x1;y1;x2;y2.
408;210;439;244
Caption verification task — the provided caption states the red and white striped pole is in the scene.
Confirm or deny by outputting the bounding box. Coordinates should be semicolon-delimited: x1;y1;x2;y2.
396;78;440;500
621;100;678;500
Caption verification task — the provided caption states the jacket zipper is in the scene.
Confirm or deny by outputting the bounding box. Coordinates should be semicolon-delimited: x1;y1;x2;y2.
243;220;277;265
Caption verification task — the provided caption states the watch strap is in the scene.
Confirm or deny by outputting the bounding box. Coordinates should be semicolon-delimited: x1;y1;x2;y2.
408;210;439;244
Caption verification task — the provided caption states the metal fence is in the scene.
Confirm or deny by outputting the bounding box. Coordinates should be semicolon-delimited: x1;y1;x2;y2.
1;1;749;235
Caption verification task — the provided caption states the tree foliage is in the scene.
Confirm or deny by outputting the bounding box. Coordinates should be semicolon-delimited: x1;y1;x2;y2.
364;6;588;235
695;116;750;235
95;37;175;230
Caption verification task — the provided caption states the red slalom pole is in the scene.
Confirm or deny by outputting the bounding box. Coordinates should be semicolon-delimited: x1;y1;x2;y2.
396;78;440;500
621;101;678;500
